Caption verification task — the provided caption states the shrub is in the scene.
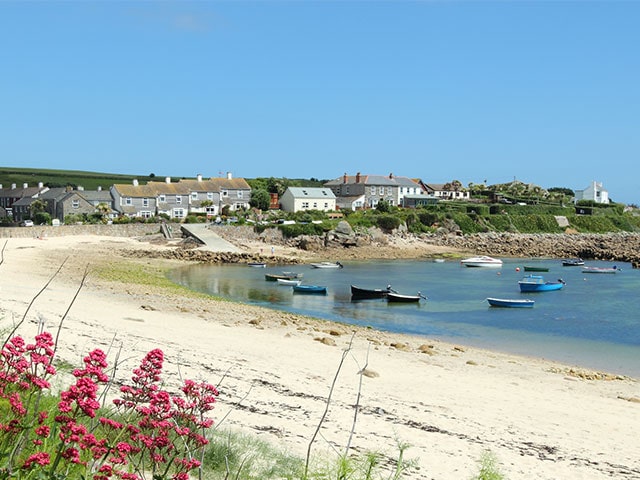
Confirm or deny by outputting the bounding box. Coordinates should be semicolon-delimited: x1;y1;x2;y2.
279;223;325;238
376;214;401;232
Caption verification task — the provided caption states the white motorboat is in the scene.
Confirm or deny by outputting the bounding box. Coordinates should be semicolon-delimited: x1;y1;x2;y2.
460;256;503;268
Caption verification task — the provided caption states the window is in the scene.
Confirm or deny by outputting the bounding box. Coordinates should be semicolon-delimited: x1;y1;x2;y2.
176;196;182;204
142;198;149;207
370;187;376;195
386;187;392;195
173;208;185;218
207;192;214;200
222;190;228;197
159;194;166;202
379;187;384;195
302;202;309;209
191;192;198;200
72;200;79;209
345;186;350;194
237;191;243;199
140;211;152;218
313;202;317;208
125;197;132;206
324;203;329;209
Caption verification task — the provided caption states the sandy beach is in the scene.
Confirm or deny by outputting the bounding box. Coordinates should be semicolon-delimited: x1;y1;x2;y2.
1;233;639;479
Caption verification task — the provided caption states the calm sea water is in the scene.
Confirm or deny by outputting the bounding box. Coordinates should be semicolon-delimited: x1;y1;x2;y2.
167;258;640;378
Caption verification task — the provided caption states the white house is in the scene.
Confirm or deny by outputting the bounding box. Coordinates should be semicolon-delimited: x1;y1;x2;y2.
421;183;470;201
280;187;336;213
574;181;610;204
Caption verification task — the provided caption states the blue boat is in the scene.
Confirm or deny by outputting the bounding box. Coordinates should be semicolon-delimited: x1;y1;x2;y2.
487;297;535;308
518;275;565;292
292;284;327;294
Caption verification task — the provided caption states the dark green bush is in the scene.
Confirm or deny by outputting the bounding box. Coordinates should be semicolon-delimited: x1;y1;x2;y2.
510;215;563;233
279;223;325;238
376;214;401;232
466;205;490;216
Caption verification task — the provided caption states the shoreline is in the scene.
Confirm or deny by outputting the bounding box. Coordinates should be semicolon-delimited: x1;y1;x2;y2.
1;234;639;479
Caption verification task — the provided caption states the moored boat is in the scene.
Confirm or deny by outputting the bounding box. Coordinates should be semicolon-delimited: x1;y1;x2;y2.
562;258;585;266
247;262;267;268
460;256;503;268
310;262;344;269
350;284;393;299
265;273;300;281
386;291;426;303
487;297;535;308
518;275;565;292
276;278;302;286
292;284;327;294
582;266;619;274
523;266;549;272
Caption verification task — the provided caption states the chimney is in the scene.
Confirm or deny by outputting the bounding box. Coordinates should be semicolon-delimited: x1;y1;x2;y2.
23;183;28;189
356;172;361;183
165;177;171;183
133;179;139;186
389;172;394;179
343;172;347;184
226;172;232;180
197;174;202;182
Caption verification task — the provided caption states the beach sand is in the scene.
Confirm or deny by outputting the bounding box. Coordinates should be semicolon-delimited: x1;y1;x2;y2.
1;234;639;479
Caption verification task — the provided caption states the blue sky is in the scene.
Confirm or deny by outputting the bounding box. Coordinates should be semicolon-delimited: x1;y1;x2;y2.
1;1;638;203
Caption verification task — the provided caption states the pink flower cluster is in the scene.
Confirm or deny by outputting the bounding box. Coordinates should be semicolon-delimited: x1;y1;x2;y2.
0;333;218;480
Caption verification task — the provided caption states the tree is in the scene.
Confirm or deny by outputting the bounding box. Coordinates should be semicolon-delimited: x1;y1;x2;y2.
376;200;390;213
249;189;271;211
29;199;47;217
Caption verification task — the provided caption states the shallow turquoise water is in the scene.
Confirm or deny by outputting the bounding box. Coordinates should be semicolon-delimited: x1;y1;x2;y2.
168;258;640;377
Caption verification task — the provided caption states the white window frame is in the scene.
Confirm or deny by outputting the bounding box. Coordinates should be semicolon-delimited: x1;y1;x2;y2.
176;196;182;204
142;198;149;207
125;197;132;206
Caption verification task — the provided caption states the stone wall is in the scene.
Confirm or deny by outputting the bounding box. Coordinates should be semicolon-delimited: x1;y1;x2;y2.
0;223;164;239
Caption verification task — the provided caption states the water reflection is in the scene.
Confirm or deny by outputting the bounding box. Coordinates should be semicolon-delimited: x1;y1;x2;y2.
167;259;640;376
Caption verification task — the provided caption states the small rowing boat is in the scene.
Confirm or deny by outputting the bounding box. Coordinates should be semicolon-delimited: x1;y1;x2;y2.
386;292;427;303
523;266;549;272
350;284;393;299
487;297;535;308
276;278;302;286
582;266;619;274
292;285;327;294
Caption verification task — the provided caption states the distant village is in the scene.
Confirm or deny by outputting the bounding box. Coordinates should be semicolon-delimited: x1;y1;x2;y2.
0;171;612;225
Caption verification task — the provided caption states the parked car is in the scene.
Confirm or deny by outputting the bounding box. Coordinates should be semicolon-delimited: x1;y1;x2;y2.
20;220;34;227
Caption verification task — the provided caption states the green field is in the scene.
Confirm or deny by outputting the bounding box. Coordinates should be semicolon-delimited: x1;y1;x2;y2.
0;166;178;190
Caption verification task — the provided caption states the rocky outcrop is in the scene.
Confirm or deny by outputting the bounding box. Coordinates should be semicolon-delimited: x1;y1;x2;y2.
422;232;640;268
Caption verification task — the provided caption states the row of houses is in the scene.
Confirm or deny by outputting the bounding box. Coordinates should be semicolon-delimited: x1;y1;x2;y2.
0;173;609;223
0;173;252;222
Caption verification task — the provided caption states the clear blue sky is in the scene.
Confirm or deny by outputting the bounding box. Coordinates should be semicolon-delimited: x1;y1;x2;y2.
1;1;638;203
